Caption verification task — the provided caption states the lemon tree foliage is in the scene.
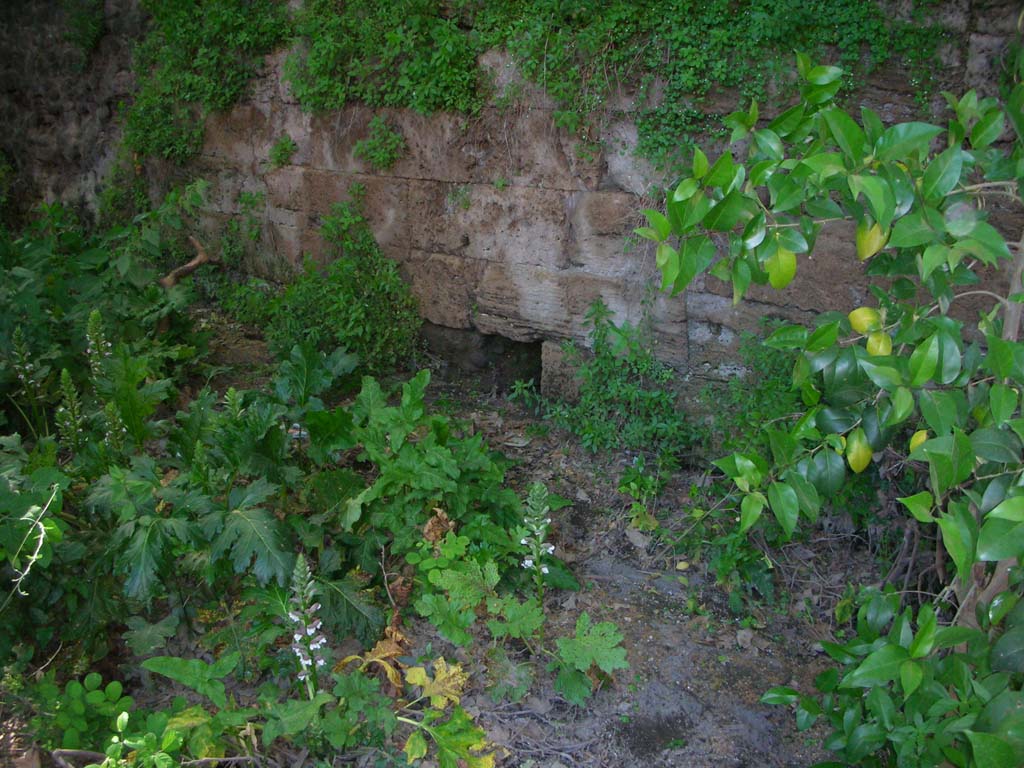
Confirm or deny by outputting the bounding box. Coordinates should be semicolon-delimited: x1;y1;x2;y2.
639;54;1024;766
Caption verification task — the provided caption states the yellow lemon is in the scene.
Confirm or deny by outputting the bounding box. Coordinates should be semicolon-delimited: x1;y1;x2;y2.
909;429;929;453
849;307;882;335
856;222;889;261
866;331;892;356
846;428;872;474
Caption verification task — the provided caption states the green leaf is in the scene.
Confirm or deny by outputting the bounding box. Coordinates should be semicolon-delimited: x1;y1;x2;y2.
806;321;840;353
874;121;943;161
704;152;736;187
921;147;963;202
753;129;784;161
966;731;1018;768
766;247;797;289
909;605;937;658
990;624;1024;674
909;334;940;386
693;147;709;178
806;65;842;85
642;209;671;241
887;387;915;426
760;686;800;706
808;449;846;496
767;481;799;539
823;108;866;161
899;491;935;523
990;384;1019;425
848;175;896;229
740;492;765;533
212;505;293;586
900;660;923;699
842;644;909;688
969;427;1021;464
890;210;938;248
988;496;1024;523
977;518;1024;562
703;189;752;231
938;501;978;579
555;612;629;675
970;109;1006;149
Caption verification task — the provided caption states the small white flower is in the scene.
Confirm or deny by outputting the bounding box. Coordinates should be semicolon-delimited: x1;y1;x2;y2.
293;632;304;642
541;566;549;574
288;611;302;623
545;543;555;554
315;658;326;667
522;558;534;569
521;537;528;545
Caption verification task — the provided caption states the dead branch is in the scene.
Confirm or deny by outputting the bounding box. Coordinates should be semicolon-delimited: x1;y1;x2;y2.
159;235;220;290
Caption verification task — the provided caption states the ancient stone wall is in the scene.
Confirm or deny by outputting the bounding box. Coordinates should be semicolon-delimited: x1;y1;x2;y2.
2;1;1022;393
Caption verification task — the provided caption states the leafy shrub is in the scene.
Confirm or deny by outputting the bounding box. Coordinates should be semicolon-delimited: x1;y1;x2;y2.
354;116;406;170
265;185;420;373
124;0;289;162
268;134;297;168
516;298;698;457
639;54;1024;766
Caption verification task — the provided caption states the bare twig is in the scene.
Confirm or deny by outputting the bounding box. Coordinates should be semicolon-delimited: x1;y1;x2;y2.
159;236;220;290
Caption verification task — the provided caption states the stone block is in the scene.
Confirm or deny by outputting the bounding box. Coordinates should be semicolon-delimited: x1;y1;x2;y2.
402;250;485;329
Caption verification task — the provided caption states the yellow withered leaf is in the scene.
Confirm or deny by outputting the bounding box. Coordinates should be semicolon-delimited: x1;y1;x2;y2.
404;657;468;709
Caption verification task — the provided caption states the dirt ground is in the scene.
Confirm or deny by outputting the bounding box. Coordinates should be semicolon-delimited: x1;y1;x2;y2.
411;370;852;768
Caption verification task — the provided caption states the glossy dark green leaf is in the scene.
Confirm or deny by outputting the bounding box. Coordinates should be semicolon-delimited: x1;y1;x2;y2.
823;108;866;161
991;625;1024;674
921;147;964;202
990;384;1019;425
969;427;1021;464
705;152;736;187
768;481;800;539
806;321;841;353
776;227;809;253
971;109;1006;150
642;209;671;241
842;643;909;688
909;333;940;386
808;449;846;496
703;189;752;231
768;103;807;138
977;518;1024;561
890;210;938;248
753;128;784;161
966;731;1018;768
874;121;943;161
848;175;896;230
742;211;767;250
937;501;978;580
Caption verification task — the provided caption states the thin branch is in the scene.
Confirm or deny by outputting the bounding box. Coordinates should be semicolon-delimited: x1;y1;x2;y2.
159;235;220;290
